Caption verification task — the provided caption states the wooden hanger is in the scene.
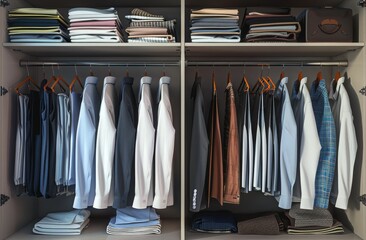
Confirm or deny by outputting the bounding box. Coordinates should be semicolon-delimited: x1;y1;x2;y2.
15;75;40;95
15;64;40;95
212;70;216;93
125;64;129;77
69;65;83;92
316;71;323;82
227;70;232;84
243;75;250;92
44;75;57;91
280;64;285;80
51;74;68;93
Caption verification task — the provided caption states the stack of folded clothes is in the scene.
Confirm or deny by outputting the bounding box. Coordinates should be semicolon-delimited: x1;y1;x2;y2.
107;207;161;235
237;213;285;235
125;8;177;43
33;210;90;235
68;8;124;43
286;204;344;235
190;8;241;43
242;8;301;42
7;8;69;43
191;210;237;233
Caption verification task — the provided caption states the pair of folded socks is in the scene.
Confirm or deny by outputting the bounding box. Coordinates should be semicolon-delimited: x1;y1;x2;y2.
106;207;161;235
33;210;90;235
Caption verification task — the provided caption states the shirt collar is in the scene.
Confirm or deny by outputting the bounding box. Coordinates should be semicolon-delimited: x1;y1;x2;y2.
293;77;307;99
275;77;288;97
85;76;98;85
330;76;345;100
139;76;152;101
311;78;326;98
157;76;171;102
104;76;116;85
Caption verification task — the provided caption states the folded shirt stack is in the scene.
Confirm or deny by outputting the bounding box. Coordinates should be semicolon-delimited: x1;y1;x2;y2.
7;8;69;43
191;210;238;233
33;210;90;235
286;203;344;235
125;8;177;43
190;8;241;43
68;8;124;43
242;8;301;42
107;207;161;235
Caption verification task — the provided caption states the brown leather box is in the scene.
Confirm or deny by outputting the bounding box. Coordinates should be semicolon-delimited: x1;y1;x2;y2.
297;8;353;42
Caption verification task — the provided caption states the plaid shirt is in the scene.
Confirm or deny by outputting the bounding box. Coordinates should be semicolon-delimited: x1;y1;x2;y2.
310;80;337;209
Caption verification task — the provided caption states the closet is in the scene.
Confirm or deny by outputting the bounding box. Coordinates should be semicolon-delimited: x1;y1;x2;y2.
0;0;365;239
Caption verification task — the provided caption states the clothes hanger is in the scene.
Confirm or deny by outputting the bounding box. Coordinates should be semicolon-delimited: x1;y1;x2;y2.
125;64;129;77
238;65;250;92
332;63;341;92
43;65;57;91
212;70;216;93
296;63;303;93
252;66;265;94
51;65;69;93
108;64;112;76
162;63;166;76
69;65;83;92
15;63;40;95
227;67;232;85
316;64;323;82
264;65;275;92
144;64;148;76
89;64;94;76
280;64;285;80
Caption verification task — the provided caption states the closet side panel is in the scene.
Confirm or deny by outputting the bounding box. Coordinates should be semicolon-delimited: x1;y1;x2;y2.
0;1;38;239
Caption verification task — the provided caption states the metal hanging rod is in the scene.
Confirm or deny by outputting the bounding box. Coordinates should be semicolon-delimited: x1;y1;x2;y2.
186;61;348;67
19;60;181;67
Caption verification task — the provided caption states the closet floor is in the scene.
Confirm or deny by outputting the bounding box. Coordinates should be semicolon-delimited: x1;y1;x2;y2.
186;229;362;240
7;218;180;240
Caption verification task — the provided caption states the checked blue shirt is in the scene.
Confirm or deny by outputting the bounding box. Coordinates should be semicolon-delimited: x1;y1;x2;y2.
310;79;336;209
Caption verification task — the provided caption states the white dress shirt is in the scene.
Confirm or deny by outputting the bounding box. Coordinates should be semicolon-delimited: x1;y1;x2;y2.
133;76;155;209
93;76;118;209
153;76;175;209
329;77;358;209
253;94;263;190
291;77;321;210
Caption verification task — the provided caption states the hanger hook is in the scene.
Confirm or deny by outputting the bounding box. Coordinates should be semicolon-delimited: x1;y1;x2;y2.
57;64;61;76
51;64;55;76
163;63;166;76
267;65;271;76
108;64;111;76
74;64;78;76
282;64;285;72
26;62;30;77
243;63;246;75
260;65;264;78
42;63;46;79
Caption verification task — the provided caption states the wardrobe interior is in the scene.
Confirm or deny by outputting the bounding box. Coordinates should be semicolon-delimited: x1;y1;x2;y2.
1;0;366;239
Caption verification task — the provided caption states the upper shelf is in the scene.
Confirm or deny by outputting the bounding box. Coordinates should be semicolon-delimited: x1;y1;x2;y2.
23;0;180;8
22;0;345;8
186;0;345;8
185;42;364;59
3;43;181;58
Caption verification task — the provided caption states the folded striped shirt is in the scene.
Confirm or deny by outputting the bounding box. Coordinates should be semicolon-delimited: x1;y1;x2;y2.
130;20;176;35
128;37;175;43
191;35;240;42
126;8;164;21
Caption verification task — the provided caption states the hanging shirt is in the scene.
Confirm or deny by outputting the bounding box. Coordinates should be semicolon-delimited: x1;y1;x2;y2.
291;77;321;210
153;76;175;209
55;93;71;188
208;79;223;206
133;76;155;209
34;79;47;197
113;77;138;209
14;94;29;187
329;77;357;210
310;79;336;209
73;76;100;209
270;94;279;196
67;91;82;186
189;76;209;212
94;76;118;209
242;91;253;193
47;92;58;198
223;81;240;204
265;92;277;194
27;90;41;196
260;92;267;193
252;92;262;191
40;88;50;197
274;77;297;209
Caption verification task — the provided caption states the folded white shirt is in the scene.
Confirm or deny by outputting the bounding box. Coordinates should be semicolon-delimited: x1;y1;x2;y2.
69;7;116;16
69;29;119;35
191;35;240;42
70;17;118;22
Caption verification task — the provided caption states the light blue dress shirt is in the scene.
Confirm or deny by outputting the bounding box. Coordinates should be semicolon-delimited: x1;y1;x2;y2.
274;77;298;209
73;76;100;209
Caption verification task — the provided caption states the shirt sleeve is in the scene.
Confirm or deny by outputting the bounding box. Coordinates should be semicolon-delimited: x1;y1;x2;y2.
133;86;155;209
335;113;357;209
73;95;97;209
93;92;117;209
299;103;321;209
153;86;175;209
